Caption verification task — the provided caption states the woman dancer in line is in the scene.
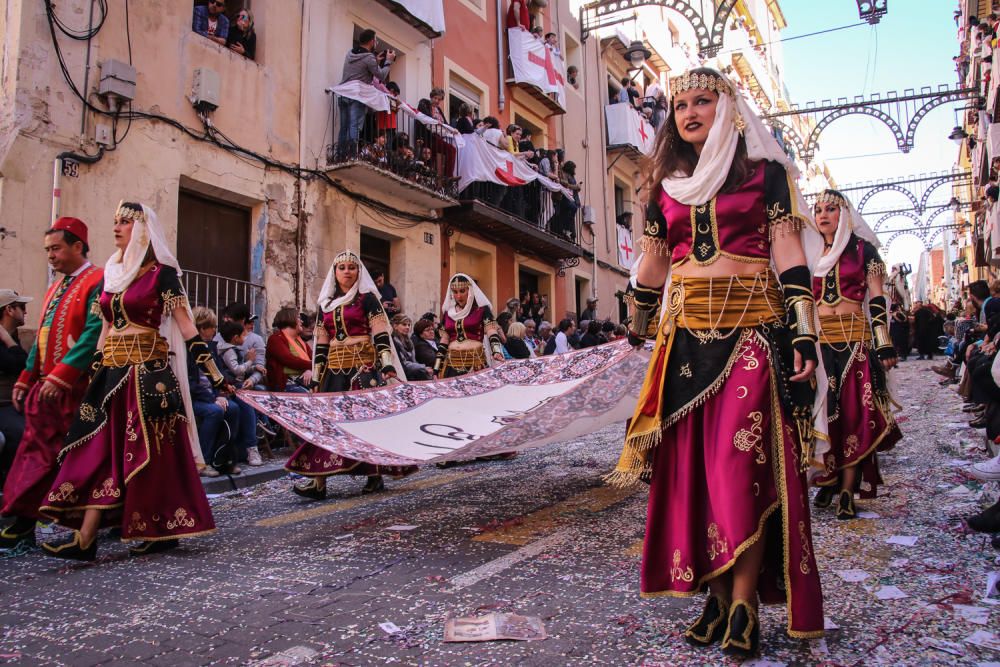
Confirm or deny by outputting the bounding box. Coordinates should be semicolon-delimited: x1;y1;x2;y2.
810;190;900;518
435;274;504;378
285;251;415;498
40;201;217;560
609;68;827;657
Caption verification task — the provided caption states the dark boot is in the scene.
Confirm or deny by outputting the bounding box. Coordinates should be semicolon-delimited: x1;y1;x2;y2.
721;600;760;658
41;532;96;562
684;595;729;646
966;502;1000;533
362;475;385;494
292;478;327;501
836;489;856;520
129;539;180;556
0;517;36;550
813;485;836;509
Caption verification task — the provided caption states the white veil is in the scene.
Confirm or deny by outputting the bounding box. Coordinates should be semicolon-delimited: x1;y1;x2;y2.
630;69;829;469
104;203;203;466
442;273;498;368
315;250;406;382
810;193;880;279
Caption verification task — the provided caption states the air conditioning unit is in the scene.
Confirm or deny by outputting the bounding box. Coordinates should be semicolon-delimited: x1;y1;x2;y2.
582;205;595;225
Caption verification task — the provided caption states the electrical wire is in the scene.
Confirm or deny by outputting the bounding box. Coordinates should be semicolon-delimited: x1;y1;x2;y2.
715;22;866;56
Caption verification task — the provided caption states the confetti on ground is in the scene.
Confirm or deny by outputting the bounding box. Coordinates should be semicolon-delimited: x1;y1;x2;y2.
886;535;920;546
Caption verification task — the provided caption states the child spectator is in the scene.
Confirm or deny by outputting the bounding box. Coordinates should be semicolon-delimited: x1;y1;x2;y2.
218;321;264;389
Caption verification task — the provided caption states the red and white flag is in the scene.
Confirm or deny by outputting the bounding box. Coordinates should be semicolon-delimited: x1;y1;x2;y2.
617;225;636;269
455;133;572;196
508;28;567;108
605;103;655;155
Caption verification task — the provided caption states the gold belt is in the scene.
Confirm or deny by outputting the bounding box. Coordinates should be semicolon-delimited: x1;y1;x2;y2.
326;341;376;370
103;332;169;367
818;312;871;345
666;271;785;341
446;346;487;372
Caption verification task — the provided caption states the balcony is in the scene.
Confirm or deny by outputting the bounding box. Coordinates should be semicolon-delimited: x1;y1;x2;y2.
445;181;584;261
605;103;654;161
372;0;445;39
181;271;264;322
506;28;566;116
325;89;460;214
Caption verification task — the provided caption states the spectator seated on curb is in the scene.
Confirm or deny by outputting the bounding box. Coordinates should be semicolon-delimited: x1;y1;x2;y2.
216;321;264;467
265;307;312;393
191;307;240;477
391;315;432;380
505;322;532;359
412;319;439;370
193;0;229;46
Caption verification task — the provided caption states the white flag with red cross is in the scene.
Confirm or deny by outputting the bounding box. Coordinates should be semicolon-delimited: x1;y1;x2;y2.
454;134;574;197
617;224;636;269
508;28;567;108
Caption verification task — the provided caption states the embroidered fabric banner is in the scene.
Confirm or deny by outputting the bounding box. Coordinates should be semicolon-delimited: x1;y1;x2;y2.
605;103;655;155
240;340;647;466
507;28;567;108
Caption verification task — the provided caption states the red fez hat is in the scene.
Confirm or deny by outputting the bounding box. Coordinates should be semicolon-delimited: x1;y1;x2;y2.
50;217;89;246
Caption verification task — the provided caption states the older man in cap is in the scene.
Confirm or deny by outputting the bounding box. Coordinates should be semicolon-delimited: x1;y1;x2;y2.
580;296;599;323
0;289;32;484
0;218;104;550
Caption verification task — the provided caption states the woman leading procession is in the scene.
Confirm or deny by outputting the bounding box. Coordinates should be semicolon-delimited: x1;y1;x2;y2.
609;68;828;657
39;202;217;560
810;190;901;518
284;250;416;498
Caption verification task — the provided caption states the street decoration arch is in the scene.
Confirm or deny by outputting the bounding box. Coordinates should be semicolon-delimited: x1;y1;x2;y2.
873;211;924;234
763;85;980;161
882;230;932;252
858;184;920;215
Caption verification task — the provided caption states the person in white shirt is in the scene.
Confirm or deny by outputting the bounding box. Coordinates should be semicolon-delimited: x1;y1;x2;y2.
554;318;575;354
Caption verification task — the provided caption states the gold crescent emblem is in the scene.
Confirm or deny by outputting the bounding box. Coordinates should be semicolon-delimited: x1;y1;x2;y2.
736;386;748;399
696;223;711;235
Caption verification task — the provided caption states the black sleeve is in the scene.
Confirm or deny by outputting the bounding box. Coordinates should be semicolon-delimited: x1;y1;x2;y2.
481;306;495;323
0;342;27;375
508;338;531;359
763;161;806;229
361;292;385;319
862;240;886;278
157;265;189;313
244;32;257;60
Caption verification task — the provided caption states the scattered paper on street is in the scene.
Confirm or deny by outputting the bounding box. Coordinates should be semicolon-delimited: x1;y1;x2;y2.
874;585;909;601
885;535;919;546
444;613;547;642
835;569;871;582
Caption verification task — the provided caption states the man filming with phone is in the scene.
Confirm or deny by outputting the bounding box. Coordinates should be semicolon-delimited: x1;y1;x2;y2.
338;28;396;155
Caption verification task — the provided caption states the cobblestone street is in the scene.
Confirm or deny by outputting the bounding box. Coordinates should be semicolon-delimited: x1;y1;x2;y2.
2;359;1000;666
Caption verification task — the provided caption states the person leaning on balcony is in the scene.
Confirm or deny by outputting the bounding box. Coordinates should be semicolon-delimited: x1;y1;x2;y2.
193;0;229;46
338;29;395;152
505;0;530;29
544;33;561;58
225;8;256;60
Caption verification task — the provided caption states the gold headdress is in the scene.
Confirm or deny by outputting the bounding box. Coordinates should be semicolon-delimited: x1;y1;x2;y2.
815;191;848;209
669;71;733;98
333;250;360;265
115;200;147;224
449;275;471;289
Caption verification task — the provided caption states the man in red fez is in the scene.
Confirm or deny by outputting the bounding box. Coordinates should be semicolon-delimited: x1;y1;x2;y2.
0;217;104;550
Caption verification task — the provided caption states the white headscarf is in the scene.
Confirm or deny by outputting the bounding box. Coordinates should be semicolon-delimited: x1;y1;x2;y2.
104;203;203;466
631;69;828;470
315;250;406;381
442;273;498;368
810;192;880;278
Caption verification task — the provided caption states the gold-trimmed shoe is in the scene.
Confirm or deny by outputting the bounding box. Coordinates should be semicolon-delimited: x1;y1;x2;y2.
836;489;856;520
41;532;96;562
292;478;327;501
813;485;836;509
128;539;179;556
721;599;760;658
683;594;729;646
0;519;36;550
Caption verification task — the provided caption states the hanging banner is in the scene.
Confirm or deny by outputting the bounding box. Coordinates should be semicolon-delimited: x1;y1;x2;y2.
508;28;567;108
605;103;655;155
240;341;647;466
455;133;573;196
390;0;446;34
617;225;636;269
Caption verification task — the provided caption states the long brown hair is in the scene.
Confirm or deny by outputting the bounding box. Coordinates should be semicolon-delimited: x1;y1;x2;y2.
643;67;753;200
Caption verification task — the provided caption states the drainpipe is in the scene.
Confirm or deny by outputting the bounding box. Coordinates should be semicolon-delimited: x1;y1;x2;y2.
52;150;104;224
497;0;506;112
295;0;311;310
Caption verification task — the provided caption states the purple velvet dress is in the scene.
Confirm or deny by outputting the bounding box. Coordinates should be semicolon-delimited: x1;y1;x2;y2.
40;263;215;542
636;161;824;639
813;235;901;496
285;292;417;479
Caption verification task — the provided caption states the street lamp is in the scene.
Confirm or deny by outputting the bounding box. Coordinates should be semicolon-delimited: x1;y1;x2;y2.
624;40;651;70
949;125;969;144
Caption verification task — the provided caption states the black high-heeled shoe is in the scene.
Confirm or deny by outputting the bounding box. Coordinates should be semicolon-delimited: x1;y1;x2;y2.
683;594;729;646
129;539;179;556
813;485;836;509
292;479;327;501
41;532;96;561
0;518;36;550
721;600;760;658
836;490;856;520
362;475;385;494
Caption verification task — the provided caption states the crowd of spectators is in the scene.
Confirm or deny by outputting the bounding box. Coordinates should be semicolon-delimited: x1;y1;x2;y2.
918;280;1000;550
192;1;257;60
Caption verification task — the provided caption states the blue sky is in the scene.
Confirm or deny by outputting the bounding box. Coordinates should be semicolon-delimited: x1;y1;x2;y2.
777;0;959;267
